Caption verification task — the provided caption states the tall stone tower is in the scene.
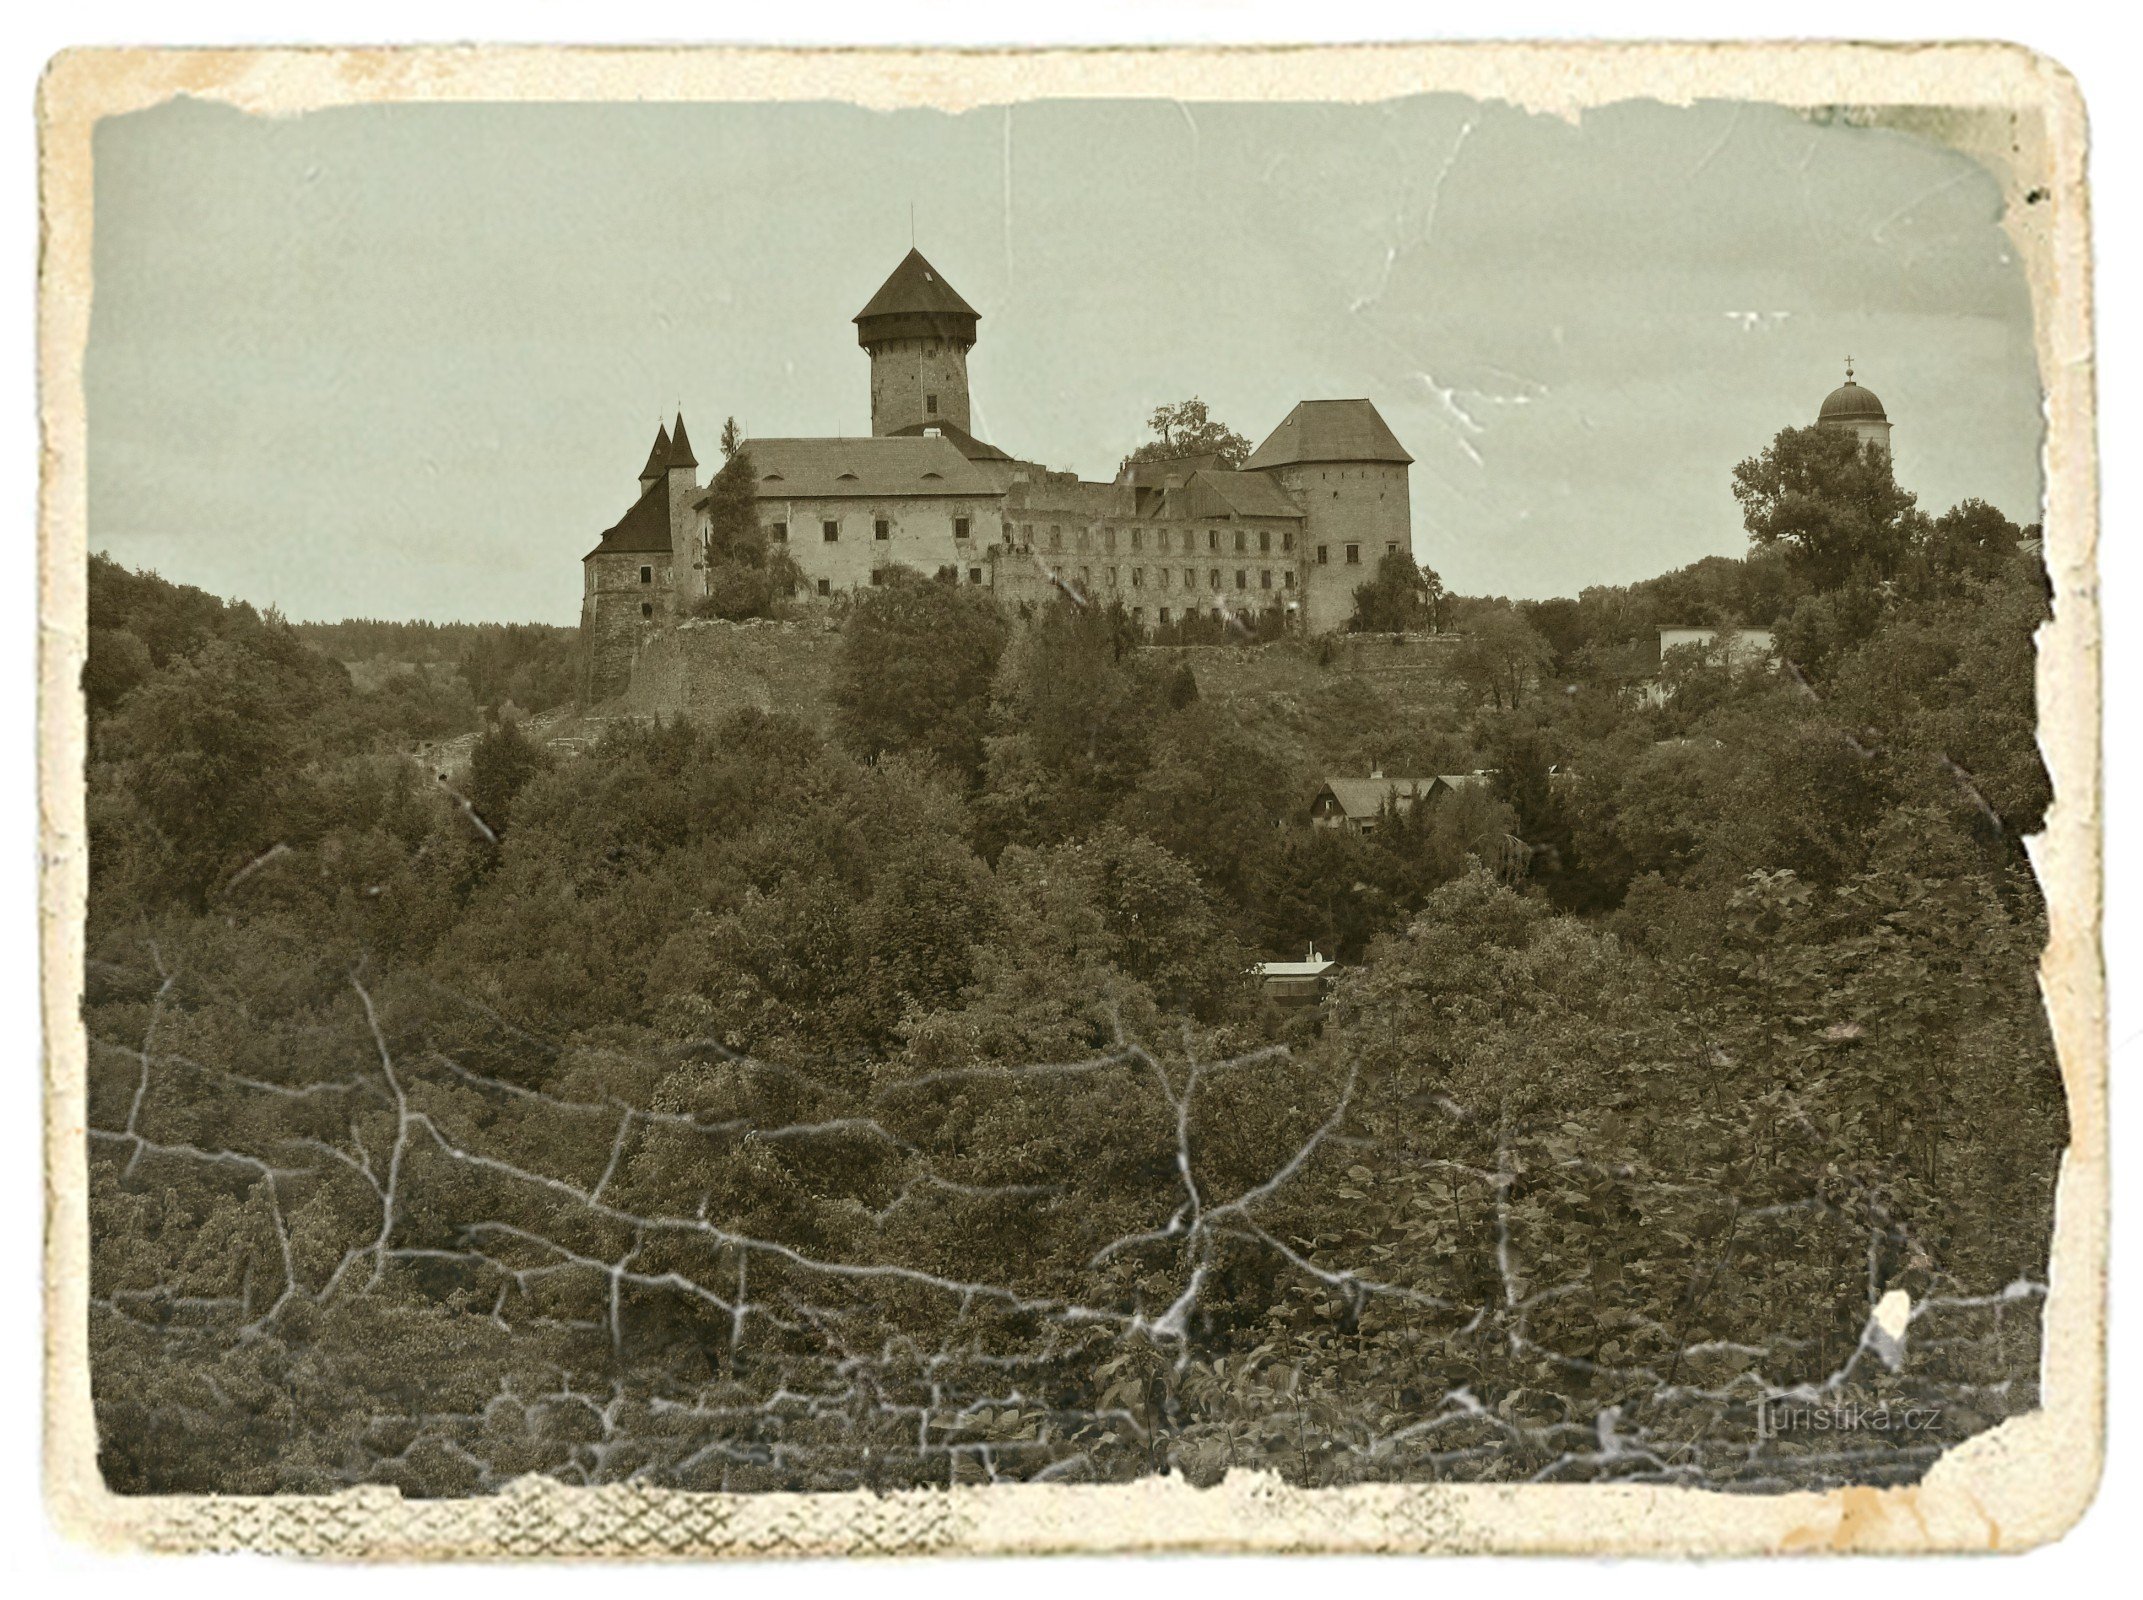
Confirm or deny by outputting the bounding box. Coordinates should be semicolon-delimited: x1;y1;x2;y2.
1245;399;1416;635
854;248;979;437
1817;360;1892;457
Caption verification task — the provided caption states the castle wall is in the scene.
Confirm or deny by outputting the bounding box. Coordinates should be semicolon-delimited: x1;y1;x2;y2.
582;551;675;701
868;336;973;436
619;617;844;731
1266;462;1414;634
760;493;1001;596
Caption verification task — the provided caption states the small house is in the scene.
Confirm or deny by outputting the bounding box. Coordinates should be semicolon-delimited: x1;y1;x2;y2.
1255;947;1339;1007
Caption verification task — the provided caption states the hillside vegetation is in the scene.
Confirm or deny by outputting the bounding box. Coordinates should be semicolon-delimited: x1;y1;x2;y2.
82;432;2066;1495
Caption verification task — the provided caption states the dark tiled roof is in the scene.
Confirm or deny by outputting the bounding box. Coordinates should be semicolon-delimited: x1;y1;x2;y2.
639;423;672;481
1117;453;1229;489
855;249;978;323
747;435;1002;499
1317;776;1434;819
1246;399;1414;469
883;418;1012;462
666;411;698;470
854;249;981;347
1177;469;1305;521
585;478;676;558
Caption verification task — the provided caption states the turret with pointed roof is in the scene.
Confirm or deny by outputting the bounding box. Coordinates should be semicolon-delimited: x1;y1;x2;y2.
854;248;980;439
665;410;698;471
638;422;672;490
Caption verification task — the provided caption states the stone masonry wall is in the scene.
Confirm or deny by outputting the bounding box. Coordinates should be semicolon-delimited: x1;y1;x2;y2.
618;616;845;732
868;336;972;436
1280;462;1414;634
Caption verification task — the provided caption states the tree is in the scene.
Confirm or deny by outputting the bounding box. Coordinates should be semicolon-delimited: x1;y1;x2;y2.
831;566;1010;788
1731;424;1926;590
1347;548;1444;633
1447;600;1553;710
1124;398;1250;469
697;417;798;621
466;717;552;836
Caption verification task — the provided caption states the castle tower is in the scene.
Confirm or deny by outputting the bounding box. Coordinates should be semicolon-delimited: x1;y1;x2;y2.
853;248;979;437
638;422;672;492
663;411;702;603
1817;360;1892;457
1245;399;1416;635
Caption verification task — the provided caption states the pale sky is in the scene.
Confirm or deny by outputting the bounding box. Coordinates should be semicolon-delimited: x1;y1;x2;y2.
87;95;2043;624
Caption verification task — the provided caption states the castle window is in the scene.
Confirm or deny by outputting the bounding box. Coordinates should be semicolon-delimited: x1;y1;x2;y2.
640;601;653;618
1260;569;1273;590
875;518;890;541
1184;568;1196;589
955;517;971;540
1345;543;1361;565
926;393;939;415
1133;607;1145;625
816;578;831;596
1207;529;1219;552
968;567;983;585
1158;528;1171;553
1236;570;1248;590
1051;525;1063;551
1233;530;1246;554
1104;527;1116;553
1387;541;1398;557
823;520;840;542
1284;571;1295;588
1130;528;1142;552
1131;567;1144;588
1282;531;1294;553
1080;567;1091;587
1107;567;1118;588
1022;522;1034;545
771;521;788;542
1317;545;1329;565
1159;607;1172;624
639;565;652;585
1209;569;1221;591
1259;529;1271;553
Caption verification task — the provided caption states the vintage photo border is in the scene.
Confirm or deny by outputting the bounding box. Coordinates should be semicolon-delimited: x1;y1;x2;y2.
37;40;2103;1557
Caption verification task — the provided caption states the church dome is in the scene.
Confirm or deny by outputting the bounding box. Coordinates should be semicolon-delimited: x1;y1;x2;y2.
1818;379;1886;422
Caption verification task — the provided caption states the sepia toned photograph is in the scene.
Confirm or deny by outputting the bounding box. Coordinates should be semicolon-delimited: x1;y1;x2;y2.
39;42;2102;1557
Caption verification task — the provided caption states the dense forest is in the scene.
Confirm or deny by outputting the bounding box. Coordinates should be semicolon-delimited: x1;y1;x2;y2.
84;425;2066;1495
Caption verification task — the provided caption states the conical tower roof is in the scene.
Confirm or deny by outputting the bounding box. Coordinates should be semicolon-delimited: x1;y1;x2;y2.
666;411;698;470
854;249;980;349
639;423;672;482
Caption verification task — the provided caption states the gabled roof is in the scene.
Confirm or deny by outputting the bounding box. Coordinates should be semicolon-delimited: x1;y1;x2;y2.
639;423;672;482
1316;776;1435;819
1246;399;1414;470
666;412;697;471
1117;453;1230;489
1177;469;1305;521
883;418;1013;463
746;435;1002;499
585;478;676;559
855;248;978;324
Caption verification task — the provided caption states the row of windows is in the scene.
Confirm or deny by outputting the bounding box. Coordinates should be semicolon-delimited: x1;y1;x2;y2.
1011;522;1297;557
1055;565;1296;593
1313;541;1399;566
767;517;973;543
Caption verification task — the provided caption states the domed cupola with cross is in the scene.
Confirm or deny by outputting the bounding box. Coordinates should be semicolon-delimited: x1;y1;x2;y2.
854;248;980;438
1817;358;1892;457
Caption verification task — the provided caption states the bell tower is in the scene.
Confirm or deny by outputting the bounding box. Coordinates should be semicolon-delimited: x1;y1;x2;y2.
853;248;978;437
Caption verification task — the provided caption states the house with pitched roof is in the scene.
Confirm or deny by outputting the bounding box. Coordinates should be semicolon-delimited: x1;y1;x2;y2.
580;246;1423;698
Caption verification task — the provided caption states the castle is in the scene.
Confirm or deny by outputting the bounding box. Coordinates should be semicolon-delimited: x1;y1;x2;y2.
582;248;1417;698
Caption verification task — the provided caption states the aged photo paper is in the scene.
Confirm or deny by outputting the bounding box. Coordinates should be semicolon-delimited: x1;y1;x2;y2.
40;41;2102;1556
